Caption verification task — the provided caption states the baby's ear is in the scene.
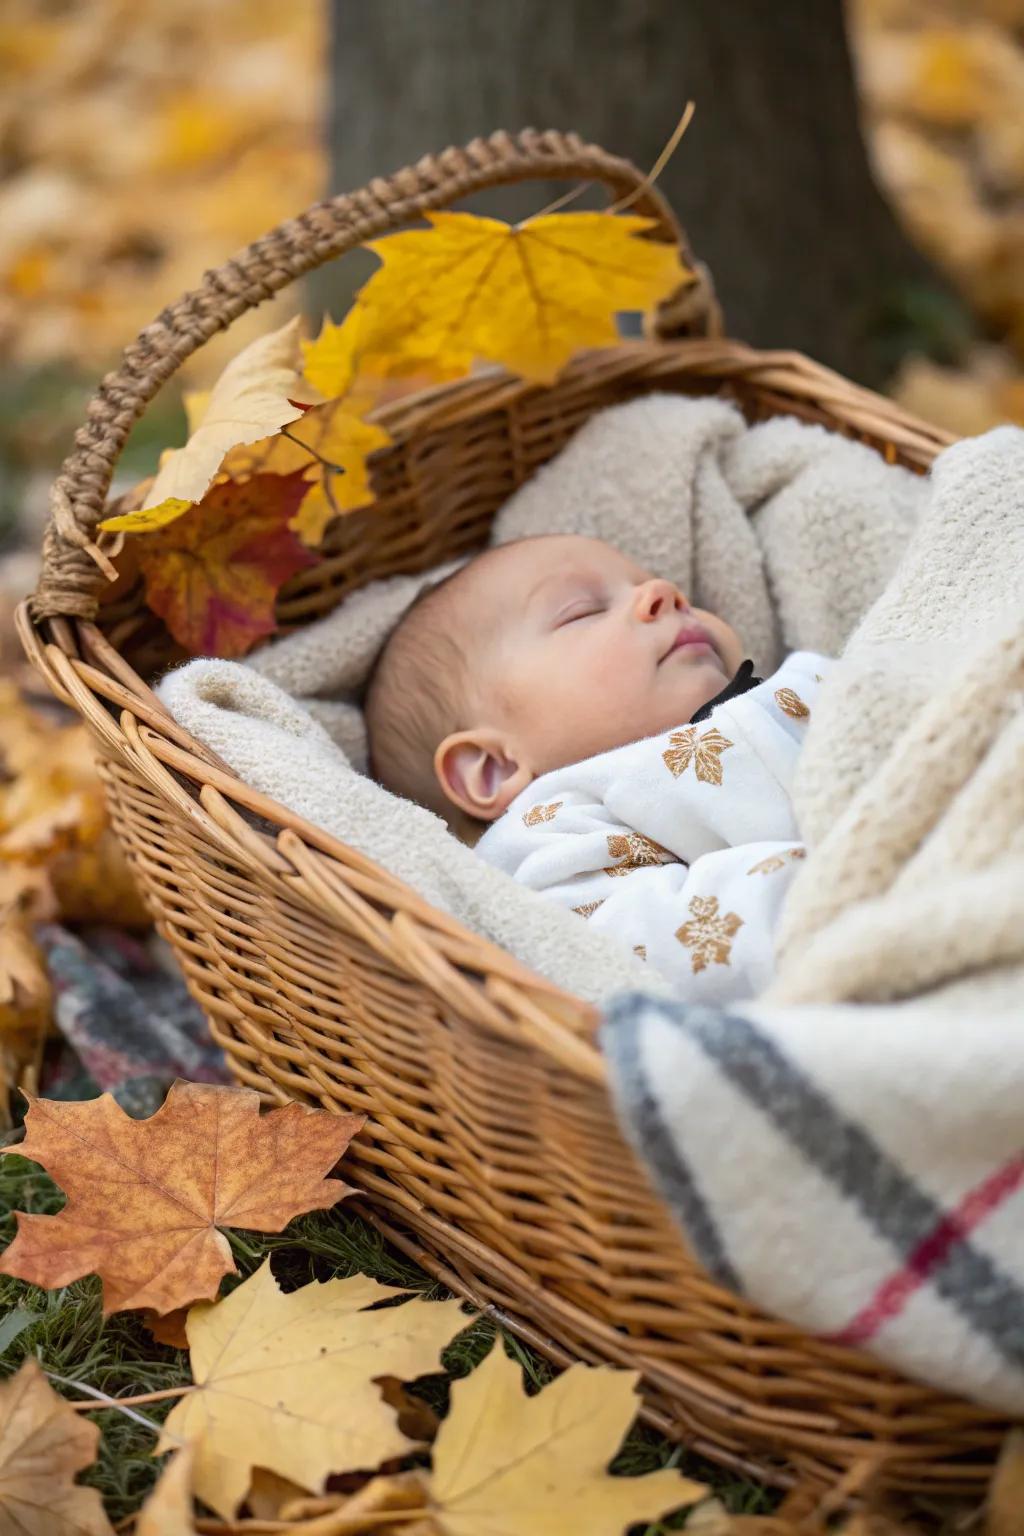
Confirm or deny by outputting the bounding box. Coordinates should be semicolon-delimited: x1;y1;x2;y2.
435;730;532;822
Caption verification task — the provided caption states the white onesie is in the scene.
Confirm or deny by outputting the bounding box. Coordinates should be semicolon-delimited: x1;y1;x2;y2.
476;652;830;1002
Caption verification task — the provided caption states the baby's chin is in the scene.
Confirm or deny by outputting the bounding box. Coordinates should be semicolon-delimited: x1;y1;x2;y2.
666;651;733;710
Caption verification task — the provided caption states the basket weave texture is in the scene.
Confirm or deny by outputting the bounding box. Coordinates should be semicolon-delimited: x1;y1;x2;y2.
21;131;1010;1496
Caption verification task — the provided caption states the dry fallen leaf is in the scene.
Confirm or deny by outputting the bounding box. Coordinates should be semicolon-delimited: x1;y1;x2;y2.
0;680;148;1106
140;1307;190;1350
139;317;308;513
0;1080;364;1313
358;210;688;384
0;1356;113;1536
124;470;315;657
159;1259;467;1520
135;1443;196;1536
0;911;51;1045
427;1341;706;1536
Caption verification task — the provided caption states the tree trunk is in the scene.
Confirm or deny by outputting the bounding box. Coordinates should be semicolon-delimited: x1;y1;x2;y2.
323;0;956;387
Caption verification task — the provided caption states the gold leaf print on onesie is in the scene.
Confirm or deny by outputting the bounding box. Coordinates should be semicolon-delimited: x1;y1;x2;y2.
774;687;809;720
747;847;806;876
604;831;671;877
676;895;744;974
662;725;733;785
633;945;647;961
523;801;562;827
572;899;606;919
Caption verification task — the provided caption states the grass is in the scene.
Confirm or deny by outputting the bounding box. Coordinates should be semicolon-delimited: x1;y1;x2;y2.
0;1146;777;1528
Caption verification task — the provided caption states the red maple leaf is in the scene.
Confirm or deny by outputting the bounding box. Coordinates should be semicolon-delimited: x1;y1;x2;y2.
136;471;315;658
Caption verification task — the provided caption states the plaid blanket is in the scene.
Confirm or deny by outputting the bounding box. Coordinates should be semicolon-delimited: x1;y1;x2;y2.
36;925;228;1117
602;990;1024;1414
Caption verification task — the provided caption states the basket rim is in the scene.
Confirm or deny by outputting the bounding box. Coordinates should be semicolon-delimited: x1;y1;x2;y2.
20;333;958;1082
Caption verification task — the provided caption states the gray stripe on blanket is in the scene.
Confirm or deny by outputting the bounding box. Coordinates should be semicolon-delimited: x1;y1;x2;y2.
600;1001;741;1293
607;995;1024;1368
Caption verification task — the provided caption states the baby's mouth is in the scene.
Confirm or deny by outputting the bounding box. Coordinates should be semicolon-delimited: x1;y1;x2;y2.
661;620;718;663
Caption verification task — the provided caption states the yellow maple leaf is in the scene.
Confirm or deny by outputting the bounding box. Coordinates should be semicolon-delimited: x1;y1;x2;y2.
136;1443;196;1536
290;406;392;543
159;1260;467;1520
427;1342;705;1536
302;303;470;400
0;1358;113;1535
357;209;688;384
137;317;308;512
99;497;195;536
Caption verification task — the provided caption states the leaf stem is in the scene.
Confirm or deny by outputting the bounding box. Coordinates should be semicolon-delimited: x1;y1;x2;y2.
60;1379;194;1412
280;424;346;476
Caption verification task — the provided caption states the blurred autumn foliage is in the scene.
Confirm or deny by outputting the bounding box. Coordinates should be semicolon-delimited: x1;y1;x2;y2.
0;0;324;381
850;0;1024;431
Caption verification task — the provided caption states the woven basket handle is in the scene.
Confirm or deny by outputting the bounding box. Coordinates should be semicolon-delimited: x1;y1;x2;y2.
33;128;717;622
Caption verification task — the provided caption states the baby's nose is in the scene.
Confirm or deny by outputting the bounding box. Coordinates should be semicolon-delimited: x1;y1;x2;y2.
636;579;685;621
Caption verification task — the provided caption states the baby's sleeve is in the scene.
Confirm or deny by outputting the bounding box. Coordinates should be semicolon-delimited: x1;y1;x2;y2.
560;838;808;1003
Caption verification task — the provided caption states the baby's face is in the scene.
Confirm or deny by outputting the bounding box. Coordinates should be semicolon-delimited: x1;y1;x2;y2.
459;535;743;784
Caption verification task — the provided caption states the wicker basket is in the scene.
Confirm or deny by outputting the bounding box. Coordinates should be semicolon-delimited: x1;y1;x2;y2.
20;131;1010;1496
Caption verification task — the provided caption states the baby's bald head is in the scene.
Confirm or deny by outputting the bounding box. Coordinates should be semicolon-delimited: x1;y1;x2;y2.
364;548;508;823
366;535;743;834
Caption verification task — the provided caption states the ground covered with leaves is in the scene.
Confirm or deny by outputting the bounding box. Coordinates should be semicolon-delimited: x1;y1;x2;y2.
0;1139;777;1530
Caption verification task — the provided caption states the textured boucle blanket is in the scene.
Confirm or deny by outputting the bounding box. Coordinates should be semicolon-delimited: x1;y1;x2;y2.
158;394;924;1004
602;426;1024;1414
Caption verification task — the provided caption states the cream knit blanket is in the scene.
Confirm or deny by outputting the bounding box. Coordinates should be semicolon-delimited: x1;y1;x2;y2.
599;433;1024;1414
158;394;925;1003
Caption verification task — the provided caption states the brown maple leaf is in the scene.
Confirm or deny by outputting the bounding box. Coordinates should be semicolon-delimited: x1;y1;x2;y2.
604;831;672;877
0;1081;363;1315
675;895;744;974
0;1358;113;1536
661;726;734;785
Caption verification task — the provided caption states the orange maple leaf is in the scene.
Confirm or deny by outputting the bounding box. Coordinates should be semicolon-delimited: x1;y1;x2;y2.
0;1081;364;1315
133;470;315;657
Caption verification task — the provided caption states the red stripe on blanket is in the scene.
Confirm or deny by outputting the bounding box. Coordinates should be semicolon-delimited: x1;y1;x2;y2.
826;1154;1024;1348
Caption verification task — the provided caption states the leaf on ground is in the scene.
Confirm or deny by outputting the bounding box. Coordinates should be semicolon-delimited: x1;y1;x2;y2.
139;317;308;511
136;1443;196;1536
159;1259;467;1520
0;1357;113;1536
131;470;315;656
0;913;51;1041
0;686;106;865
140;1308;190;1350
427;1341;706;1536
0;1080;364;1314
358;210;688;384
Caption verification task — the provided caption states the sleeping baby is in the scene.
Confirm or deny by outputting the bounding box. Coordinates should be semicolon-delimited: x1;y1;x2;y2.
365;534;829;1001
